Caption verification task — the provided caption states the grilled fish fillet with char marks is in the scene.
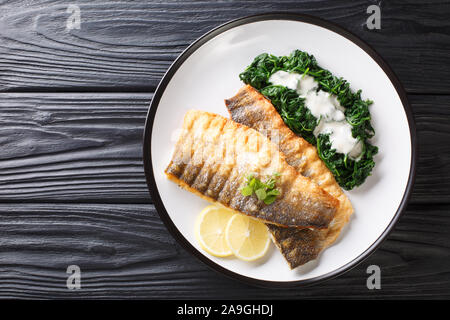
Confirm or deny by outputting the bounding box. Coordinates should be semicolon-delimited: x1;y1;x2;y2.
165;110;339;229
225;85;354;268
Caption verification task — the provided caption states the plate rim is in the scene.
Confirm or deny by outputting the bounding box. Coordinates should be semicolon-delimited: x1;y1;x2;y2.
142;12;417;288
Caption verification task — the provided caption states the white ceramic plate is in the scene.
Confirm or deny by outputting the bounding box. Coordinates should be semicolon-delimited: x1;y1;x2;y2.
143;14;416;287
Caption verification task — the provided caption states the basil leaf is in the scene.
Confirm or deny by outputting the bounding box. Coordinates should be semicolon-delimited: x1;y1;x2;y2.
266;189;280;196
255;188;267;201
263;195;277;205
241;185;253;197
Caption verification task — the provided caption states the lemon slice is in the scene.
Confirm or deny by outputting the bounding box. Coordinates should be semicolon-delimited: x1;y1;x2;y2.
195;205;234;257
225;214;271;261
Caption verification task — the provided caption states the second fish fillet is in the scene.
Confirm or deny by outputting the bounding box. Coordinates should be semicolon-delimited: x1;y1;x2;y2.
165;110;339;229
225;85;354;268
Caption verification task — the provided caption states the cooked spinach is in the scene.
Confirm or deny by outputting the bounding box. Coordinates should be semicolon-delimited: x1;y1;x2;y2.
239;50;378;190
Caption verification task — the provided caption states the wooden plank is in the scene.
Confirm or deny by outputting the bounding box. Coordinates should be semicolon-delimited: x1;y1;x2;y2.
0;0;449;93
0;93;152;203
412;95;450;203
0;93;447;204
0;203;448;298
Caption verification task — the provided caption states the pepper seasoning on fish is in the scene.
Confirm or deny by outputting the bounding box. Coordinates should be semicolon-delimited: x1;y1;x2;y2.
165;110;339;230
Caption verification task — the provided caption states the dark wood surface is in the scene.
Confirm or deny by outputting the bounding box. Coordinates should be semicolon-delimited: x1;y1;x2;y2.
0;0;449;299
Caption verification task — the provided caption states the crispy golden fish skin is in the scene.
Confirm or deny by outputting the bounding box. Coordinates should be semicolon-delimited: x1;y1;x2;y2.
267;224;322;268
225;85;354;268
165;110;339;229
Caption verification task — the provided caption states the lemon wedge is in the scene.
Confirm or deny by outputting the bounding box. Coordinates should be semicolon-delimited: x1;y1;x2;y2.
225;214;271;261
195;205;234;257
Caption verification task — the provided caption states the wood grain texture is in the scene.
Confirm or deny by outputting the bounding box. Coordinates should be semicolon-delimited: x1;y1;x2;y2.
0;203;448;299
0;0;449;93
0;93;448;204
0;93;152;203
0;0;449;299
412;95;450;203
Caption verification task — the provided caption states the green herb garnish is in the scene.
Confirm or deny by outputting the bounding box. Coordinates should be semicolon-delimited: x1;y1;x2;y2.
239;50;378;190
240;173;281;205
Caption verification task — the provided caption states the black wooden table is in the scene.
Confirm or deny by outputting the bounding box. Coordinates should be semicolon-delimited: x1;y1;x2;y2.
0;0;449;299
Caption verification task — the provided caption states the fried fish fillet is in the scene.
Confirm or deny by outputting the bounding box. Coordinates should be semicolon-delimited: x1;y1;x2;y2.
165;110;339;229
225;85;354;268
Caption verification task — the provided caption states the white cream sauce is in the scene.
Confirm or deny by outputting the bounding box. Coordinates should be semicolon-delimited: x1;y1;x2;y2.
268;70;318;96
314;120;363;158
269;70;362;159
